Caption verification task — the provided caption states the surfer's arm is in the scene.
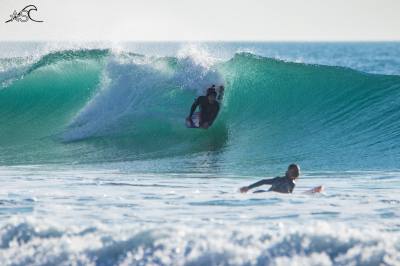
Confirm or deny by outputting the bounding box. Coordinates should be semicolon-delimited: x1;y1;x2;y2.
248;178;275;189
240;178;276;193
188;97;200;118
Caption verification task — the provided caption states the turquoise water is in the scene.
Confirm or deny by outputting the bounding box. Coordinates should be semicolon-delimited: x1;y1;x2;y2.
0;42;400;265
1;44;399;172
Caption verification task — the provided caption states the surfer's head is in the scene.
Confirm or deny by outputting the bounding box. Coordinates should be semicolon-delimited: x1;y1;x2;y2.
207;91;217;103
286;164;300;179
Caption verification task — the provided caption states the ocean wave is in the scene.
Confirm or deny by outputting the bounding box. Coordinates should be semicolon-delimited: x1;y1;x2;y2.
0;49;399;169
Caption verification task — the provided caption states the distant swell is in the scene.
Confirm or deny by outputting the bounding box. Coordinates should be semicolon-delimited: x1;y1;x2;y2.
0;49;399;170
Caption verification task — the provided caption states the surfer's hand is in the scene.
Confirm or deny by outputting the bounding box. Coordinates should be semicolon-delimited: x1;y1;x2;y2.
240;186;249;193
311;185;324;193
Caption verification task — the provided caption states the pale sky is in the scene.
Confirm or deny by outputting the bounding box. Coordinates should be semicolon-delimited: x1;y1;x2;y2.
0;0;399;41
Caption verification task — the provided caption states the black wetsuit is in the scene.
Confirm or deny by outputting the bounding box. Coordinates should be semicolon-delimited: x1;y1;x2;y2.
189;96;220;126
248;176;295;193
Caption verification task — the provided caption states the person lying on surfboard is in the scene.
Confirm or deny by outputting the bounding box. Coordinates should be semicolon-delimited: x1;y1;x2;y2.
186;88;220;129
240;164;324;194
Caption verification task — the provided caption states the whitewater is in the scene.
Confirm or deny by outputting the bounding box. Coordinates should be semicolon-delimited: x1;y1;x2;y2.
0;42;400;266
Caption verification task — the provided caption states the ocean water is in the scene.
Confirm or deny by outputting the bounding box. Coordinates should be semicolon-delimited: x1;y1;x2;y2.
0;42;400;265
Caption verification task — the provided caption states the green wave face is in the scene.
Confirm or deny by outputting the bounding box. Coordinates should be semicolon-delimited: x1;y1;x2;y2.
0;50;399;172
218;54;400;170
0;54;105;144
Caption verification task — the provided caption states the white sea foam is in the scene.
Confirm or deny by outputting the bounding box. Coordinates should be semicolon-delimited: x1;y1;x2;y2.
0;167;399;265
0;218;399;266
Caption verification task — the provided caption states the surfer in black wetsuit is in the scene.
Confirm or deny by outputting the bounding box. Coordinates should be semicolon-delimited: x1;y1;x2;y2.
186;89;220;129
240;164;300;194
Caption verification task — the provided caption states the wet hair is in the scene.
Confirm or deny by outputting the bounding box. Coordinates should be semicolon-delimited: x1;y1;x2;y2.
287;163;300;177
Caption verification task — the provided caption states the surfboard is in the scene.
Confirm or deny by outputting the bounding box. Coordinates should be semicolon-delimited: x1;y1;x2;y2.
186;112;200;128
304;185;324;194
